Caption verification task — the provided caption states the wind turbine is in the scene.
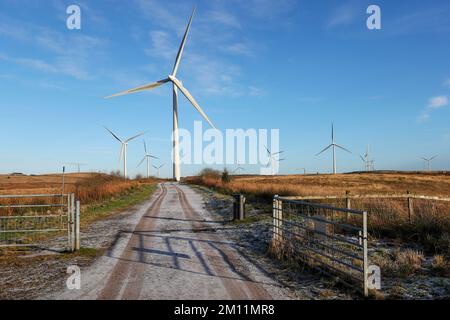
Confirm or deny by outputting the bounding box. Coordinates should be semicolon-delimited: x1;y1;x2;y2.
296;168;306;174
316;124;351;174
105;7;215;182
265;145;284;175
153;164;165;178
422;155;437;172
360;145;375;172
104;127;146;179
233;162;245;175
137;140;158;179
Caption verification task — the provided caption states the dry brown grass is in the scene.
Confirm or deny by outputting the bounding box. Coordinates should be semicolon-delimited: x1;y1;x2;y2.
186;172;450;255
0;173;155;214
185;172;450;199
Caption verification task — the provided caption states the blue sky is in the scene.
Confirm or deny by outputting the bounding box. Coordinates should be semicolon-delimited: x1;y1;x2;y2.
0;0;449;177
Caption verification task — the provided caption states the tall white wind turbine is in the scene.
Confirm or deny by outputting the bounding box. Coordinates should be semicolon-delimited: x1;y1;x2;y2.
137;140;158;179
422;155;438;171
104;127;146;179
153;164;165;178
316;124;351;174
265;145;285;175
105;7;215;182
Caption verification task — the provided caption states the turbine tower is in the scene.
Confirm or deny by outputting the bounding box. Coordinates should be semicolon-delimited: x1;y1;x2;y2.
265;145;284;175
316;124;351;174
360;145;375;172
105;7;215;182
104;127;146;179
233;162;245;175
137;140;158;179
153;164;165;178
422;155;437;172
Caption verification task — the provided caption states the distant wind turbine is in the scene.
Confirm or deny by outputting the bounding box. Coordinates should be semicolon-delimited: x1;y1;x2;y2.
360;145;375;172
104;127;146;179
105;7;215;182
233;162;245;175
422;155;438;172
265;145;284;175
316;124;351;174
137;140;158;179
153;164;165;178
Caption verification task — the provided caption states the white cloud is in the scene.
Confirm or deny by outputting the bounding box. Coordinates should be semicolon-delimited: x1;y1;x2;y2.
427;96;448;109
444;78;450;87
327;5;358;28
418;95;448;122
220;42;253;56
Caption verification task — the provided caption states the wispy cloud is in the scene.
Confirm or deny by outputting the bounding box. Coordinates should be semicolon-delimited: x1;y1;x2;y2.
389;6;450;36
418;95;449;122
327;4;358;28
0;13;106;81
135;1;262;98
444;78;450;87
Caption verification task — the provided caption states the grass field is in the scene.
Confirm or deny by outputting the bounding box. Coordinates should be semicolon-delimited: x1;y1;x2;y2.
186;171;450;256
0;173;158;248
185;171;450;199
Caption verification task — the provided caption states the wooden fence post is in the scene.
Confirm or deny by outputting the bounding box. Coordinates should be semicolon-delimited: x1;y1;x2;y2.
346;190;351;220
407;191;414;223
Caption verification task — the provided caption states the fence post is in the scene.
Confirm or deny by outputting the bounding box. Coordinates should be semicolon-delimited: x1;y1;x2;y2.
67;193;71;250
345;190;351;220
71;193;75;252
272;196;278;244
407;191;414;223
277;197;283;243
363;210;369;298
75;200;80;251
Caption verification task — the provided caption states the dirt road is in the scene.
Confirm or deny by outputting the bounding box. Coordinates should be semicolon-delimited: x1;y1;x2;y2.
53;183;291;300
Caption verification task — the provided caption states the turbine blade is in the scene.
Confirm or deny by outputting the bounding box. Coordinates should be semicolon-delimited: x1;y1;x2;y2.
170;76;215;128
335;144;351;153
272;151;284;155
331;123;334;142
171;7;196;77
149;155;159;159
126;131;147;143
360;155;365;162
104;127;123;143
153;165;158;169
105;78;170;99
431;155;438;160
159;164;165;169
264;145;271;155
143;140;147;153
316;144;332;156
137;156;146;168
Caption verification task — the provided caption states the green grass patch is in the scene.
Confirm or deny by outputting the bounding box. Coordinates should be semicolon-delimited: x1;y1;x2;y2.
81;183;157;226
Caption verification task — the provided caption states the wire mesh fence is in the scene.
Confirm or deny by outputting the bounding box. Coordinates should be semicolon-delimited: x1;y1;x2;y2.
271;196;369;296
0;194;78;250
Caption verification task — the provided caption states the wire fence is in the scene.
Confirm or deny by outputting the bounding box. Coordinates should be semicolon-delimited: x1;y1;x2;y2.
0;194;79;250
271;196;369;296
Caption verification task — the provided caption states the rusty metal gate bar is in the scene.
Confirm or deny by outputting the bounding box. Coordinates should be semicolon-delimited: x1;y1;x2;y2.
271;195;369;296
0;193;79;251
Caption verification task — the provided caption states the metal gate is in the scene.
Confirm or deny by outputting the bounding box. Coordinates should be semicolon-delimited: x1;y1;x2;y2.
271;195;369;296
0;193;80;251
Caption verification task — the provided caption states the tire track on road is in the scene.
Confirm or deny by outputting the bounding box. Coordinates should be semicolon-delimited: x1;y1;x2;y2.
98;183;167;300
173;185;272;300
